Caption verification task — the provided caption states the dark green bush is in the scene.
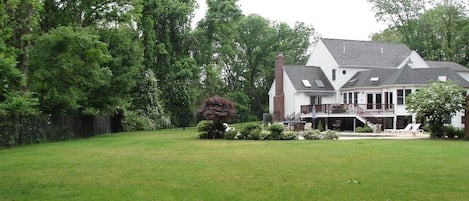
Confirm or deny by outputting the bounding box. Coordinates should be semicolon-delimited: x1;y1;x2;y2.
455;129;465;139
303;129;338;140
281;131;297;140
197;120;211;139
268;124;285;140
317;120;324;132
248;128;262;140
224;129;238;140
304;129;322;140
239;124;260;140
443;125;464;139
123;110;172;131
197;120;224;139
356;124;373;133
323;130;339;140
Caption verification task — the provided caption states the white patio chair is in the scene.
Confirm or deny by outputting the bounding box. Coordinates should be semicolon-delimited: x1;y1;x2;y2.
396;124;413;134
410;123;423;135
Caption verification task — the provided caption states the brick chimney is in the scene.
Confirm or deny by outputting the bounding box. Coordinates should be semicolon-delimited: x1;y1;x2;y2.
273;53;285;121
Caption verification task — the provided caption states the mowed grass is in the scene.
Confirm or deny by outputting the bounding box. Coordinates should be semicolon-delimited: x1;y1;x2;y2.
1;127;469;201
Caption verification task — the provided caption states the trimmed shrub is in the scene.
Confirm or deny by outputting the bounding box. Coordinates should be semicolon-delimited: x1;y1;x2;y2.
443;125;464;139
197;120;224;139
248;128;262;140
356;124;373;133
268;124;285;140
197;120;213;139
239;124;260;140
304;129;323;140
224;129;238;140
281;131;297;140
304;129;338;140
324;130;339;140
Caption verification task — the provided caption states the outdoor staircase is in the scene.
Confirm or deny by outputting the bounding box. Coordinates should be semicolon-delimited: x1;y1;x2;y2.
355;108;382;132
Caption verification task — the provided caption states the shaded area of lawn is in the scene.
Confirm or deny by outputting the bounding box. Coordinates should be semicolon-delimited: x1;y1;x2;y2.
1;128;468;201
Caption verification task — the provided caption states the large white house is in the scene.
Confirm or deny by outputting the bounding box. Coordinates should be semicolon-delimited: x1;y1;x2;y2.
269;38;469;131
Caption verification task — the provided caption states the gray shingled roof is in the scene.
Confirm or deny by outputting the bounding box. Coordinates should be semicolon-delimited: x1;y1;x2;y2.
414;67;469;87
284;65;335;94
426;61;469;72
342;65;469;89
321;38;411;68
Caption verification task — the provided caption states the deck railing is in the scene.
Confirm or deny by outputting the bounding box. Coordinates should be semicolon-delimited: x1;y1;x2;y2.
301;104;394;116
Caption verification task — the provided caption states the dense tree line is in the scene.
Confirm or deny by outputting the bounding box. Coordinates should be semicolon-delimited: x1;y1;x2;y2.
0;0;315;129
369;0;468;67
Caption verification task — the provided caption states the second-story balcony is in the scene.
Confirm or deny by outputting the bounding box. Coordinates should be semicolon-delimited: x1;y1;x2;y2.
301;104;394;117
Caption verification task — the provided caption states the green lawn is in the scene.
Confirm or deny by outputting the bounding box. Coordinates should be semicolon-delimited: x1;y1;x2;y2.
1;127;468;201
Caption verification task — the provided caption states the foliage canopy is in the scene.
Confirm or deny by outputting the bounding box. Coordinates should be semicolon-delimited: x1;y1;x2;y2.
406;81;465;136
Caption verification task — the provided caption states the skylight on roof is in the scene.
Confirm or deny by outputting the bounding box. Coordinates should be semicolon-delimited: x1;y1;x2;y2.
438;76;447;82
370;77;380;82
315;80;325;88
302;80;312;87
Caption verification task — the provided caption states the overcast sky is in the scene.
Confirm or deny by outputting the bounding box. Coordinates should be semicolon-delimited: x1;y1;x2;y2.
194;0;389;41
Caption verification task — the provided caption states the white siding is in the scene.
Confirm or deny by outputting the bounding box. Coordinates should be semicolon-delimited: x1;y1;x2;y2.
283;71;296;118
295;93;311;115
337;67;367;89
321;95;336;104
398;51;429;69
451;112;465;129
306;40;339;92
388;87;415;116
268;81;275;114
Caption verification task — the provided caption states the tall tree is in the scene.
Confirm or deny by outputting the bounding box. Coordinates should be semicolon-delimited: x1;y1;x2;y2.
128;69;169;130
28;27;111;114
40;0;142;31
194;2;316;118
193;0;243;94
140;0;199;126
368;0;426;50
235;15;274;117
236;16;316;117
2;0;41;77
0;1;21;101
417;3;469;65
273;22;316;65
96;27;143;111
369;0;468;66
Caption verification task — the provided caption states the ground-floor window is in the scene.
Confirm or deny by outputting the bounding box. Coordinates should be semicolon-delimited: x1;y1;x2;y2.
396;116;412;129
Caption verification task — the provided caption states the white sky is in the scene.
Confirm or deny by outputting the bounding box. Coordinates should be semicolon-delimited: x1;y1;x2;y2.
194;0;389;41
